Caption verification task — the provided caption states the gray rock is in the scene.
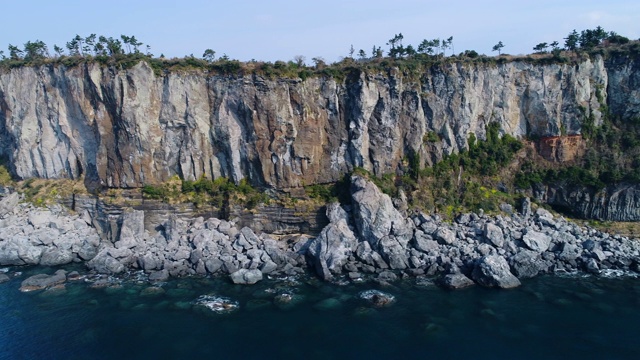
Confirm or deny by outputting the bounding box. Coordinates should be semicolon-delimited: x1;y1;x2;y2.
307;203;358;280
434;228;455;245
0;273;10;283
148;269;169;282
377;270;398;282
87;250;126;274
230;269;263;285
440;273;475;289
520;197;532;218
472;255;521;289
484;223;504;248
350;176;409;249
20;270;67;291
522;230;551;252
0;192;20;217
39;248;74;266
413;236;439;253
509;250;545;278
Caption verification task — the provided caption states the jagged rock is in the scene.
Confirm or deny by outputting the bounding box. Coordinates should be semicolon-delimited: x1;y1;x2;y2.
149;269;169;282
472;255;521;289
0;273;10;283
440;273;475;289
351;176;409;249
484;223;504;248
434;228;455;245
0;193;20;217
377;270;398;282
229;269;263;285
509;250;546;278
39;248;74;266
307;203;357;280
522;230;552;252
87;250;125;274
355;241;388;269
413;234;439;253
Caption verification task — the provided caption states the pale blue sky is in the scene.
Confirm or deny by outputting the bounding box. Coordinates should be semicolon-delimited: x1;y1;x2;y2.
1;0;638;63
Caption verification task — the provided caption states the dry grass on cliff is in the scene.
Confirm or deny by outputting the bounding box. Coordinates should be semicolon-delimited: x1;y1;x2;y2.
18;178;87;207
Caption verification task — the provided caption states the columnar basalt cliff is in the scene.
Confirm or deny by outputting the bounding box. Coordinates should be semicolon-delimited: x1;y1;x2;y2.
0;54;639;219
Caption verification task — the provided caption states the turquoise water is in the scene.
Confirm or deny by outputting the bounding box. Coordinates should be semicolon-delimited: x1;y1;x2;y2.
1;268;640;360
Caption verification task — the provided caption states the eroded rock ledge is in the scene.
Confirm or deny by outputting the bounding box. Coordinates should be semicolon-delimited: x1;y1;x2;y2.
1;176;639;289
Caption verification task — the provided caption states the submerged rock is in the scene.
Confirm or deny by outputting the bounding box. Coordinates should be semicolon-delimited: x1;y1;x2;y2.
20;270;67;292
359;290;396;307
194;295;239;314
0;273;10;284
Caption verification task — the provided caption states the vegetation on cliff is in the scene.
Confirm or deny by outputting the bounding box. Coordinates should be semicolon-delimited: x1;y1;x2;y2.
0;28;637;80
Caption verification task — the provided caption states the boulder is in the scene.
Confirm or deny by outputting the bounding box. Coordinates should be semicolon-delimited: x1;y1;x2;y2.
434;228;456;245
149;269;170;282
87;250;125;274
230;269;263;285
472;255;521;289
440;273;475;289
350;176;409;249
307;203;357;280
484;223;504;248
39;248;74;266
522;230;551;252
520;197;532;218
0;192;20;217
509;250;545;278
20;270;67;292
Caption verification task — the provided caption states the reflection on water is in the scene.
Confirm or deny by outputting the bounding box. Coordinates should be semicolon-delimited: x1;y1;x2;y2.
1;267;639;360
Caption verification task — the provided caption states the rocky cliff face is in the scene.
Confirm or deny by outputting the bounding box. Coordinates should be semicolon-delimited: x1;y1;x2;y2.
0;55;626;192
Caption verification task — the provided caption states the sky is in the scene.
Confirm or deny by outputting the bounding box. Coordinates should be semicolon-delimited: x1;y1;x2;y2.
1;0;638;64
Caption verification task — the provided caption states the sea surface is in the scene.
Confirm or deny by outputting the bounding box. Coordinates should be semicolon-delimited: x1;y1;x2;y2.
1;266;639;360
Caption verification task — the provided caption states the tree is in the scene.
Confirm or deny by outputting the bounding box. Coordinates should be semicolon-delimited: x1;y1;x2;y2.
99;36;123;56
8;44;23;60
441;36;453;55
53;45;64;57
418;39;439;55
129;36;142;53
121;35;132;53
387;33;404;58
349;44;355;58
293;55;305;67
66;36;80;56
311;56;326;69
405;44;416;57
564;29;579;51
23;40;48;61
202;49;216;62
358;49;366;60
533;42;548;53
84;34;96;55
371;45;383;58
492;41;504;55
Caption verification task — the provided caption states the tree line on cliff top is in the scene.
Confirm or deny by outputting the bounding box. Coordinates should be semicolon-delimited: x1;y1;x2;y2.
0;27;636;78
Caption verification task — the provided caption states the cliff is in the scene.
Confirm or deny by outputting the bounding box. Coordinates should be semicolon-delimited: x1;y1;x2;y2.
1;53;639;219
0;55;628;188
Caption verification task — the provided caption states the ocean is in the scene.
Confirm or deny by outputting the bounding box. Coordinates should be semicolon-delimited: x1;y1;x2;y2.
1;266;639;360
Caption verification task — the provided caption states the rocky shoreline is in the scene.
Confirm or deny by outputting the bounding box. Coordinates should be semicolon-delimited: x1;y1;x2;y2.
1;176;640;290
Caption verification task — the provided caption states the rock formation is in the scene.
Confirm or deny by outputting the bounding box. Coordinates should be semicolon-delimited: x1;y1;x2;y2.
1;177;640;289
0;55;624;192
